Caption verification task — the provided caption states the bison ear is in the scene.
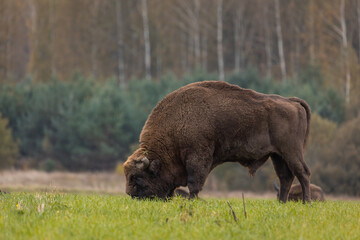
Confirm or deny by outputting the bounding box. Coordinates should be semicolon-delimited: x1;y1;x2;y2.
135;157;150;170
149;159;161;175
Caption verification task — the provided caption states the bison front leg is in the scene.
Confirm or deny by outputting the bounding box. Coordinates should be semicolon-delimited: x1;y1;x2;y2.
185;155;211;199
271;154;294;203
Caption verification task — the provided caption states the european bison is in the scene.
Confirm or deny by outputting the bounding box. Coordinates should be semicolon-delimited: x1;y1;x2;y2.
274;180;325;202
124;81;311;203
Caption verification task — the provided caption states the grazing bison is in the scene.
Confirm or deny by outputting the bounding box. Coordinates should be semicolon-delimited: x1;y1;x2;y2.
124;81;311;203
274;180;325;202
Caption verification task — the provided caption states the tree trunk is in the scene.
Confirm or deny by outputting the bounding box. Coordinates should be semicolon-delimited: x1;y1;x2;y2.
141;0;151;79
340;0;350;103
234;8;241;73
91;0;100;79
294;26;300;81
274;0;286;82
188;28;193;72
194;0;201;67
116;0;125;87
156;50;162;78
309;0;315;64
6;0;14;80
358;0;360;63
49;0;56;77
28;0;37;78
263;1;272;78
217;0;224;81
181;31;187;73
201;30;208;71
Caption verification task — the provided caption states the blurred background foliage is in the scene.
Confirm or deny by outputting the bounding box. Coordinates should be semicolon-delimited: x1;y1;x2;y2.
0;68;359;195
0;113;18;169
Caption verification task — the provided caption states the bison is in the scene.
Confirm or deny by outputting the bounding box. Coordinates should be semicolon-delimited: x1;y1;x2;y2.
274;180;325;202
124;81;311;203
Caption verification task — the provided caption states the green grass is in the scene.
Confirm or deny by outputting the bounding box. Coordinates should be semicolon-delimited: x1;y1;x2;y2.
1;192;359;240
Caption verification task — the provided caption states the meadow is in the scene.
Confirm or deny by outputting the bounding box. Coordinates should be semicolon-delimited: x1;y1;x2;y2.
0;192;359;240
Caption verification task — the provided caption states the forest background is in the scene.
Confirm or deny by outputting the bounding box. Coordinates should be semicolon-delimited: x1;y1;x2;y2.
0;0;359;196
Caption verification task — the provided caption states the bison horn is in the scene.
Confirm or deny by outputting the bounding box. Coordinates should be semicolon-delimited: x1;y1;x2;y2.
273;180;280;192
135;157;150;170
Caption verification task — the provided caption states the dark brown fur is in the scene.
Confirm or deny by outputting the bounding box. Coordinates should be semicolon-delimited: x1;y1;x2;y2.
274;182;325;201
124;81;311;202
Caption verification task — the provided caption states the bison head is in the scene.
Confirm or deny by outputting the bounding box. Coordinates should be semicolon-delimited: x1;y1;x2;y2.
123;149;174;200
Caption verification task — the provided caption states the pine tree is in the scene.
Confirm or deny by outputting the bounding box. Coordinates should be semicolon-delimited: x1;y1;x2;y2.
0;114;18;169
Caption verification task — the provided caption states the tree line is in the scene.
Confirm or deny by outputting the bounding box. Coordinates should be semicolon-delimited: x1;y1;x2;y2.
1;0;360;114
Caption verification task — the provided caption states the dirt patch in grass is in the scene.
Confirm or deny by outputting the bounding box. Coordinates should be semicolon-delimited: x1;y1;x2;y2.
0;170;126;194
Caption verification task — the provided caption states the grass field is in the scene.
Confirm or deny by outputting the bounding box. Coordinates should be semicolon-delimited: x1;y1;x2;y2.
1;192;359;240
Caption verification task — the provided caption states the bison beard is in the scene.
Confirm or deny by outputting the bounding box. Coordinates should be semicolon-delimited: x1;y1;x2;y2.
124;81;312;203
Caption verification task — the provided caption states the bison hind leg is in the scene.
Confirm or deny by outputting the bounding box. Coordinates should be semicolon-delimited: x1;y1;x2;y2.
290;159;311;203
281;151;311;204
271;154;294;203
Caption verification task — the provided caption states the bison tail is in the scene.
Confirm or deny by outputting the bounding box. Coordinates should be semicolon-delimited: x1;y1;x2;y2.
289;97;311;149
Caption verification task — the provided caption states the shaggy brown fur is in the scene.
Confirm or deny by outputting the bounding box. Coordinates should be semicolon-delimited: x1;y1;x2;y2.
274;181;325;201
124;81;311;203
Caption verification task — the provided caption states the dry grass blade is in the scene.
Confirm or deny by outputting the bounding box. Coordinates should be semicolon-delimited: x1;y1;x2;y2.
226;201;238;223
242;192;247;219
